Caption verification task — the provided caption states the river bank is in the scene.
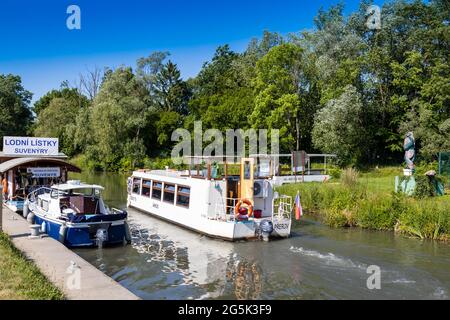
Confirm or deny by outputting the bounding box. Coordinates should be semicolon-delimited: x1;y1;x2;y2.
277;168;450;241
0;232;64;300
1;205;140;300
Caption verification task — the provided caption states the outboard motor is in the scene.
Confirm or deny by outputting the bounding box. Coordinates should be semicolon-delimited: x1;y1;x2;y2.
260;220;274;242
96;228;109;248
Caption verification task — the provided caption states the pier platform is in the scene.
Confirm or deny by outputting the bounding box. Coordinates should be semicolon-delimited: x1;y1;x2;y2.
1;205;139;300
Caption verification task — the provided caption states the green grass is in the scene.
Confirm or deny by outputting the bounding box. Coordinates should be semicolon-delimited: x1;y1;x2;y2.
277;166;450;241
0;232;65;300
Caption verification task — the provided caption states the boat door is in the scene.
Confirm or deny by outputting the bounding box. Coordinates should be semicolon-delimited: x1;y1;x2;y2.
240;158;255;204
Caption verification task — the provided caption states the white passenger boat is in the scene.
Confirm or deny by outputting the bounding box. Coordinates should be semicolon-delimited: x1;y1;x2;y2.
127;157;293;241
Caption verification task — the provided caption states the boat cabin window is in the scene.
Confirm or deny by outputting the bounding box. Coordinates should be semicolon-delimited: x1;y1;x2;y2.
176;186;190;208
244;161;251;180
41;199;49;212
163;183;176;204
152;181;162;201
132;178;141;194
142;180;151;197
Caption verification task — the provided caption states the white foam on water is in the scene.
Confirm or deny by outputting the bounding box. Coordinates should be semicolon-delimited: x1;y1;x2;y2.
432;287;448;299
289;246;366;270
391;279;416;284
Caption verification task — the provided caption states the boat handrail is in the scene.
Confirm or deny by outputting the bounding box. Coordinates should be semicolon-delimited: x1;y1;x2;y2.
27;187;53;203
273;195;292;220
111;207;127;215
212;197;241;222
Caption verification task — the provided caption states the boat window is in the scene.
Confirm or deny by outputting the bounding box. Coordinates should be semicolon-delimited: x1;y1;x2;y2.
163;183;176;204
152;181;162;200
176;186;190;208
41;199;49;212
132;178;141;194
142;180;152;197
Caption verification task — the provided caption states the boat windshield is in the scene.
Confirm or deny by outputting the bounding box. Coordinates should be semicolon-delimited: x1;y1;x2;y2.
50;188;101;199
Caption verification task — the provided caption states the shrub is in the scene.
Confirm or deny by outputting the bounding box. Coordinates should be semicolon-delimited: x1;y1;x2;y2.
340;167;359;188
396;199;450;241
355;193;404;230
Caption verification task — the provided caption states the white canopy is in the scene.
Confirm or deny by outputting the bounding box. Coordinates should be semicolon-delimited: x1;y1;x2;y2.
51;180;104;191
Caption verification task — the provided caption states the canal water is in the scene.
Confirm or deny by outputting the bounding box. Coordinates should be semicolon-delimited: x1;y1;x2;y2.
71;172;450;300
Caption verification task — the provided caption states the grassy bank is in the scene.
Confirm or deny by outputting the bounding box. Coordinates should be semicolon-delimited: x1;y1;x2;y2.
278;167;450;241
0;233;65;300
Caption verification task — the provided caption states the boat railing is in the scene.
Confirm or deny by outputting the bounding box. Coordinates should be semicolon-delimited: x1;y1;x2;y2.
272;195;292;220
211;195;292;222
212;197;239;222
27;187;53;204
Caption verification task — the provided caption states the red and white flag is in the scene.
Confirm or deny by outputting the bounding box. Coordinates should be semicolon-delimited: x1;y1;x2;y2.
294;191;303;221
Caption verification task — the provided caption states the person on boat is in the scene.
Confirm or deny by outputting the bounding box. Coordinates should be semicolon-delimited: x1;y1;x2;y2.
2;175;8;200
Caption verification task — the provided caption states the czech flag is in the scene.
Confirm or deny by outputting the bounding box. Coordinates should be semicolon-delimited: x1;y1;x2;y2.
294;191;303;221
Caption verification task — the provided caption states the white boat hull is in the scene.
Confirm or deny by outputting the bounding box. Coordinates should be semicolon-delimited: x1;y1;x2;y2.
128;198;257;241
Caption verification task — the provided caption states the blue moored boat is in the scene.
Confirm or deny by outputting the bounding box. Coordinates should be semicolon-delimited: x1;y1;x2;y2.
26;180;131;247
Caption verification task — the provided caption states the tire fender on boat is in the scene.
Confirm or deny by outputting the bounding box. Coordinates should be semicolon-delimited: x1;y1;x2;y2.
23;201;29;219
40;221;46;234
124;221;132;244
59;224;67;243
27;212;35;224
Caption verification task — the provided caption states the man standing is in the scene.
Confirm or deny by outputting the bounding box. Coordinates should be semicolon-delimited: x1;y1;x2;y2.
2;174;8;200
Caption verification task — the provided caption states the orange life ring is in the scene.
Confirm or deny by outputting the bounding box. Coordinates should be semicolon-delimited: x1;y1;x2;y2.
234;199;253;219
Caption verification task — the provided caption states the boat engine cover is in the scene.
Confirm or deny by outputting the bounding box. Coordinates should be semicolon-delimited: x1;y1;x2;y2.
260;220;274;234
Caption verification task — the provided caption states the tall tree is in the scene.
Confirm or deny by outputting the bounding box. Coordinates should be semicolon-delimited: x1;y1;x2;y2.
154;61;190;114
0;74;33;147
84;67;150;170
312;85;365;166
250;43;307;152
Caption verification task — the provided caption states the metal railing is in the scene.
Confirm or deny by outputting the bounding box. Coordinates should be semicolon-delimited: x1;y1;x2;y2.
211;195;293;222
27;187;53;204
272;195;292;220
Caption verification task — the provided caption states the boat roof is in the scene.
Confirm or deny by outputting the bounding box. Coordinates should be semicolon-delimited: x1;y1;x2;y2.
0;157;81;174
51;181;104;191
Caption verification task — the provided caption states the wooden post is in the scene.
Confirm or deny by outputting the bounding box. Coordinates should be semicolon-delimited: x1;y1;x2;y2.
224;161;228;181
293;151;297;183
207;163;211;180
302;151;305;183
0;187;3;233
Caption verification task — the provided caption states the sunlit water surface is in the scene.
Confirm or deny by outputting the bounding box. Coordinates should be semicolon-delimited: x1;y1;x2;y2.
71;172;450;300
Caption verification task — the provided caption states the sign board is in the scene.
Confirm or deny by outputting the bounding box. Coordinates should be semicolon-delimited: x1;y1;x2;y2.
27;167;61;178
3;136;59;156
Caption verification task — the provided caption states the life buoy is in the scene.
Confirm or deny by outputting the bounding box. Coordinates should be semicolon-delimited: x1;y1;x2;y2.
234;199;254;220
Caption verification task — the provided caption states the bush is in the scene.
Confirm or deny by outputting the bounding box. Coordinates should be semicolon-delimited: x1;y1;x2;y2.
276;168;450;241
355;193;404;230
396;199;450;241
340;167;359;188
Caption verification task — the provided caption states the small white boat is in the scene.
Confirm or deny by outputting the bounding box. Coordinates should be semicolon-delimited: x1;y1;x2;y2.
26;180;131;247
127;157;292;241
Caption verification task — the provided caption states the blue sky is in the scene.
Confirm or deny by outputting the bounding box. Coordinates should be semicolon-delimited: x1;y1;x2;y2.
0;0;379;103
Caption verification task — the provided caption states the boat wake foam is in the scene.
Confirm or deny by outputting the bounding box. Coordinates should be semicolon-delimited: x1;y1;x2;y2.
289;246;367;270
